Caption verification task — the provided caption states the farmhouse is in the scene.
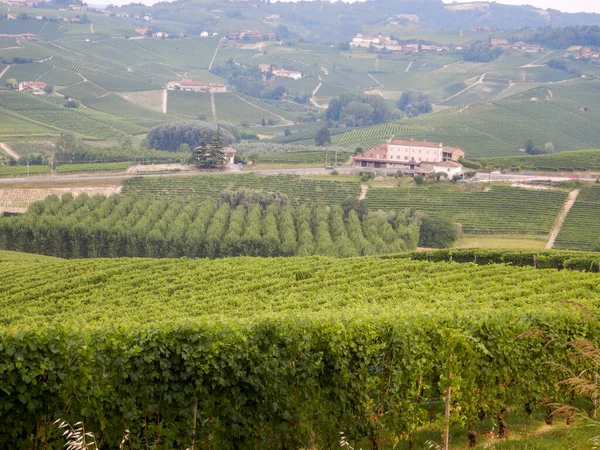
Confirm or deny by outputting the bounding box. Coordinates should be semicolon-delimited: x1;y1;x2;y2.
18;81;47;92
272;68;302;80
352;140;464;177
166;80;227;93
152;32;168;38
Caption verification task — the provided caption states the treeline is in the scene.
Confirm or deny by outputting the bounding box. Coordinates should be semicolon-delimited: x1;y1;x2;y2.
147;121;240;152
0;192;422;258
462;42;503;62
518;25;600;49
325;94;391;127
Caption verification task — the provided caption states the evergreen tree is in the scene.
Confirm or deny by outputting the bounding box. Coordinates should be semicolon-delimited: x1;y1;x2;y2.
191;128;227;168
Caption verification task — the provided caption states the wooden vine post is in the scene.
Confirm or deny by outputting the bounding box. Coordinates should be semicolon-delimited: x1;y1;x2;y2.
442;353;452;450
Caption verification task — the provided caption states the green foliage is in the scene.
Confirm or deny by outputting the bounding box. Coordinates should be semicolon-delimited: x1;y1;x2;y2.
457;157;482;170
0;194;418;258
0;254;599;447
396;90;432;118
418;215;459;248
326;93;391;127
462;42;503;62
147;121;239;152
315;127;331;147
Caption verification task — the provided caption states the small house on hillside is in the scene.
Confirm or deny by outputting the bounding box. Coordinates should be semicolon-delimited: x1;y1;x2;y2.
352;139;464;177
166;80;227;93
18;81;47;92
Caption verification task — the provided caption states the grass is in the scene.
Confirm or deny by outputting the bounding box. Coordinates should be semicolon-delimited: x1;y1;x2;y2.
454;235;547;250
0;250;58;262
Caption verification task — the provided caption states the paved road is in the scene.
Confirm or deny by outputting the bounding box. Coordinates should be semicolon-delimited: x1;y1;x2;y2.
0;167;597;185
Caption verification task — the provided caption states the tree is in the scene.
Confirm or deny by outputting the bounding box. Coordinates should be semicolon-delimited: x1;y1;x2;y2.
464;170;477;181
396;91;432;118
147;121;239;152
191;128;227;168
55;133;84;154
414;174;425;186
64;100;82;108
178;143;191;153
43;85;54;94
5;78;17;89
524;139;535;153
544;142;555;153
418;215;459;248
434;171;449;182
315;127;331;147
283;128;292;137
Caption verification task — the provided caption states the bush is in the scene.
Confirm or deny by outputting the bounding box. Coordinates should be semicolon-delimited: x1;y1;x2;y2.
418;215;459;248
360;171;375;182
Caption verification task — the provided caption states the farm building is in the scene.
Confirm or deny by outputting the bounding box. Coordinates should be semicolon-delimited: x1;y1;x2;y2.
166;80;227;93
352;140;464;177
272;68;302;80
223;147;236;165
18;81;47;92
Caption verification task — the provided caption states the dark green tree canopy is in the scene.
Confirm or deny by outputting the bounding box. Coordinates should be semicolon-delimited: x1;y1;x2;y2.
148;121;240;152
396;90;432;118
325;93;391;126
315;127;331;147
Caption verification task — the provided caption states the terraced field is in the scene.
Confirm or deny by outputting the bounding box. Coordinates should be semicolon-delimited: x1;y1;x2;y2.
364;184;568;235
555;186;600;251
122;174;361;206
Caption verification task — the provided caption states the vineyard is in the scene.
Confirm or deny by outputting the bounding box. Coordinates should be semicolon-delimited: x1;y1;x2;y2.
364;183;568;235
0;164;49;177
1;255;600;448
0;193;419;258
481;148;600;172
54;161;133;173
122;174;362;206
555;186;600;251
235;143;353;165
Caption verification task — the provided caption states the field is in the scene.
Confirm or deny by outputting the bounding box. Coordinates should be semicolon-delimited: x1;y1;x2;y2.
2;253;600;448
364;183;568;235
555;186;600;251
122;174;362;206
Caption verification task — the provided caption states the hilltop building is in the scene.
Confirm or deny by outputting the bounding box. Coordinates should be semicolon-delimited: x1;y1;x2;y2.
166;80;227;93
352;140;464;177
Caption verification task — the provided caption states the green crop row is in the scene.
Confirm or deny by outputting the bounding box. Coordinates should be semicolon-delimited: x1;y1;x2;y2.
364;183;568;235
54;161;133;173
0;194;418;258
122;174;362;206
555;186;600;251
481;149;600;172
1;255;599;447
0;164;50;177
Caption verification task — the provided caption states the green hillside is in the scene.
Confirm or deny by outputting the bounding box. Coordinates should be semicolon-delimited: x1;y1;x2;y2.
555;186;600;251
